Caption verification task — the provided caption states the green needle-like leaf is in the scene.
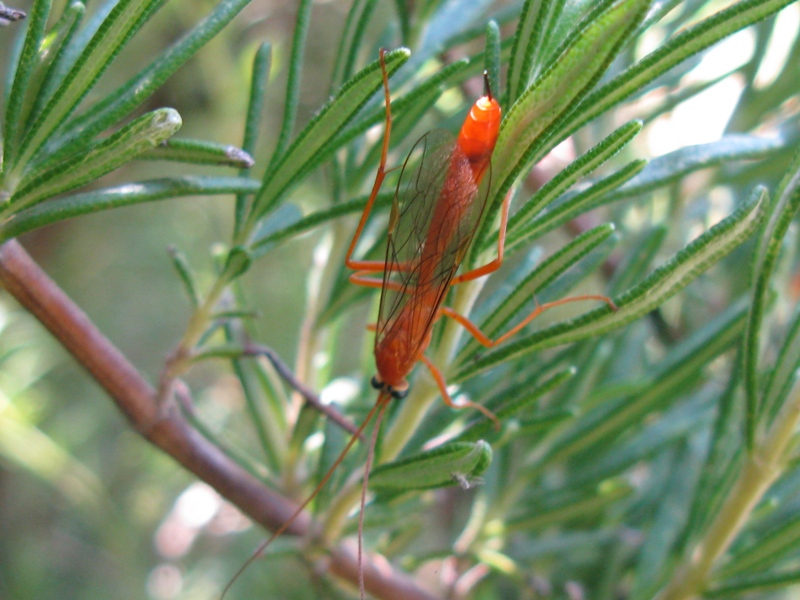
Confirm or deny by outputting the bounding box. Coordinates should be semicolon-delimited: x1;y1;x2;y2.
484;19;501;94
506;0;567;106
330;0;379;92
235;42;272;235
559;0;799;140
706;569;800;597
269;0;313;164
0;176;259;243
3;0;52;168
141;139;254;168
459;224;616;363
10;108;181;211
454;368;576;444
369;441;492;492
38;0;251;173
456;186;766;381
168;246;201;309
533;298;749;470
762;303;800;427
27;1;85;128
483;119;640;256
607;135;784;202
505;159;645;253
250;48;410;221
720;512;800;578
489;0;649;214
508;479;632;531
743;147;800;447
13;0;165;173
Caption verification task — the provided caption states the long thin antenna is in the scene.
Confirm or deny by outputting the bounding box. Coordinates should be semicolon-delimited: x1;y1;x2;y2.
220;396;387;599
358;393;391;599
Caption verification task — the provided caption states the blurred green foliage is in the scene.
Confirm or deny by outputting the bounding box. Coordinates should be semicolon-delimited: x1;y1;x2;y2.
0;0;799;599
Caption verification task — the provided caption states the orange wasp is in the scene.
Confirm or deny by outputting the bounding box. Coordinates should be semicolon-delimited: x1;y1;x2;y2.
226;48;614;599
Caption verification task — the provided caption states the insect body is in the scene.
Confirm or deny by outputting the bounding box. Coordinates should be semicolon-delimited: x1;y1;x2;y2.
225;48;614;600
347;55;502;421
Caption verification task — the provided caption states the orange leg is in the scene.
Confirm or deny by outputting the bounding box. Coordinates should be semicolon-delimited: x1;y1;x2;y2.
450;188;513;285
446;186;617;347
419;354;498;424
441;294;617;348
344;51;393;274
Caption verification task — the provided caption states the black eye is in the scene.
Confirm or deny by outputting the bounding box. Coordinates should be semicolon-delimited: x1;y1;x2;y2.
390;387;409;400
370;376;383;390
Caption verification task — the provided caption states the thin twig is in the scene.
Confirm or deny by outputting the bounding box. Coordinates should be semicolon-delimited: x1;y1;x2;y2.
0;239;435;600
244;342;362;439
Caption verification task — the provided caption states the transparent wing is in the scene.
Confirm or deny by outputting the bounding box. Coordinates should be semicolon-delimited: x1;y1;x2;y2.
376;129;492;358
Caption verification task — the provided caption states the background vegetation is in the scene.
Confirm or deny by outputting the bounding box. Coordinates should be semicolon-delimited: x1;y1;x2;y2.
0;0;798;599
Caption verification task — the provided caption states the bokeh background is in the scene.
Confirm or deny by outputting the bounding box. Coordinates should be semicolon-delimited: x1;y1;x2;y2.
0;0;798;598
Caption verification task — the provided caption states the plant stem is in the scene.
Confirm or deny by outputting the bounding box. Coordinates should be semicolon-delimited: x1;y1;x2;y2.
656;380;800;600
0;239;436;600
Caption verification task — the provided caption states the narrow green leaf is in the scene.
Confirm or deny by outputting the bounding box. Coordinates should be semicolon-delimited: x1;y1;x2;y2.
558;0;799;140
0;176;259;242
235;42;272;235
37;0;251;175
680;363;745;554
250;48;410;220
3;20;26;108
26;1;86;130
459;224;616;363
744;148;800;447
270;0;313;164
330;0;379;91
240;43;271;161
573;397;713;490
488;0;650;219
168;246;200;308
226;328;288;475
418;0;495;57
222;245;253;281
190;343;247;362
10;108;181;210
212;310;259;321
14;0;165;172
483;119;641;256
607;135;784;202
250;193;392;253
484;19;501;96
248;203;304;258
706;569;800;597
607;225;667;295
532;298;749;470
721;512;800;578
141;139;254;168
456;187;766;382
369;441;492;492
314;411;349;512
392;0;411;42
631;439;706;598
505;159;645;254
508;479;632;531
763;304;800;426
506;0;546;105
3;0;52;167
454;368;576;444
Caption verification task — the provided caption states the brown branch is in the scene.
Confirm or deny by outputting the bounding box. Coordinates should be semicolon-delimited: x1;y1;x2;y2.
0;239;436;600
